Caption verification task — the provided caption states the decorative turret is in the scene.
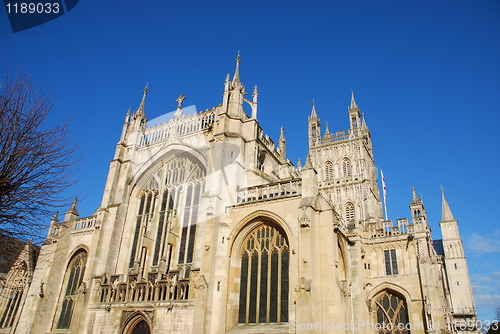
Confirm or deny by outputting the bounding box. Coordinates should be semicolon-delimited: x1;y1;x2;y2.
278;127;287;163
348;91;361;130
250;85;258;118
302;154;318;198
409;187;428;232
308;100;321;147
226;54;246;118
47;211;59;238
64;197;79;222
129;85;148;132
119;108;131;142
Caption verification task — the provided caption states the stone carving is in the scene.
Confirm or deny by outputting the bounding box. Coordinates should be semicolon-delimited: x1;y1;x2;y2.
193;274;208;290
295;277;311;294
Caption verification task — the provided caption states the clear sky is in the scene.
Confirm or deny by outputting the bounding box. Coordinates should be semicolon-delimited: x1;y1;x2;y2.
2;0;499;325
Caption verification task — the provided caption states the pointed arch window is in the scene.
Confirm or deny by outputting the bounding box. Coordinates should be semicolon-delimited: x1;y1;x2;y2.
238;224;289;324
345;202;355;222
342;158;352;178
375;290;410;333
325;161;334;180
56;250;88;330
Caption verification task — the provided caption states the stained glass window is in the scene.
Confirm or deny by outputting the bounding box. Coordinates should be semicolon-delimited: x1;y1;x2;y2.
238;224;289;324
56;250;87;329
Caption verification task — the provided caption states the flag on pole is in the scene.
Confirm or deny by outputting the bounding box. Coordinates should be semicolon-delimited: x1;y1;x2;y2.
381;169;387;201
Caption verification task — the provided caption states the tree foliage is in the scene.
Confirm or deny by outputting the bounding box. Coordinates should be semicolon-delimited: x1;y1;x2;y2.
0;70;79;244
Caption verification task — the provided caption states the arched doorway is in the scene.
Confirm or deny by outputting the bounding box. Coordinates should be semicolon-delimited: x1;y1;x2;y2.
131;320;150;334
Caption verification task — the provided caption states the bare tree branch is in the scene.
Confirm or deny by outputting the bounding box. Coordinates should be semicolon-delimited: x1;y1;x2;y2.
0;69;79;245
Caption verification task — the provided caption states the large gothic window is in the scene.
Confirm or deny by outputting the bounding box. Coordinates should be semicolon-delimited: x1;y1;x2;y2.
375;290;410;334
129;156;205;273
56;250;87;330
238;224;289;324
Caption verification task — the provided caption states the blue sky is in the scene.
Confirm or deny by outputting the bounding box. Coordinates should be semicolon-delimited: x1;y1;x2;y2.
2;0;499;324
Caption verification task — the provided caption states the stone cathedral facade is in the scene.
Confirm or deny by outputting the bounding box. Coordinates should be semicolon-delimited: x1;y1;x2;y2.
1;58;478;334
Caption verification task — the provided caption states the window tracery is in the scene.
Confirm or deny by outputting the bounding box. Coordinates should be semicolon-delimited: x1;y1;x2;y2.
375;290;410;334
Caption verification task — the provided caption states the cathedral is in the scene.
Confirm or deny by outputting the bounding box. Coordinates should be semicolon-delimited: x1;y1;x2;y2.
0;57;478;334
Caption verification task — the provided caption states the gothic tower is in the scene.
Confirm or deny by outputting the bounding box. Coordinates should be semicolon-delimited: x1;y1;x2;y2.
308;93;383;226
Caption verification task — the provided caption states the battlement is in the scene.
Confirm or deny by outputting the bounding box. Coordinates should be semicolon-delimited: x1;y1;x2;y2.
370;218;416;238
312;129;360;147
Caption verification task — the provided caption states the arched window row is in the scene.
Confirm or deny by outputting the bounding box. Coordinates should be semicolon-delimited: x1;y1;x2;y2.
238;224;289;325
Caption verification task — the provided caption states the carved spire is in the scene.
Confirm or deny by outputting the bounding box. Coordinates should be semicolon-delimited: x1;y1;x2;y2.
64;197;79;222
303;154;313;170
361;112;367;129
441;188;455;222
350;90;358;110
310;100;318;119
232;52;241;86
325;121;330;135
68;197;78;215
224;73;230;90
51;211;59;224
135;84;148;116
279;126;285;142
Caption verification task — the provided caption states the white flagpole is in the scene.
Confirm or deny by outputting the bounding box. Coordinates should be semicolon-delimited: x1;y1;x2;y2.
381;169;388;221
